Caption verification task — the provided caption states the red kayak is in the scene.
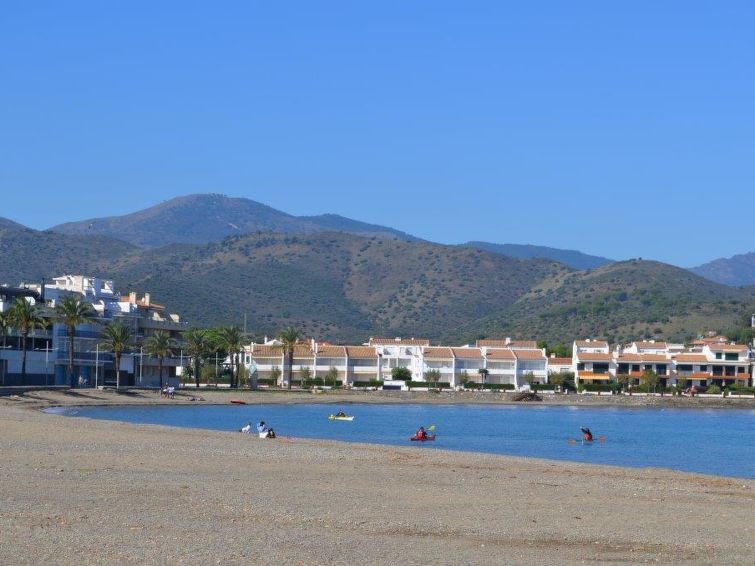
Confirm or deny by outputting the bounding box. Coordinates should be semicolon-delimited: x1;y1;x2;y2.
410;435;436;442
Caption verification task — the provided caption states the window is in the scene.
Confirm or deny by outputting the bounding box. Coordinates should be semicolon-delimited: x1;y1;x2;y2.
593;363;609;374
577;363;585;371
618;363;629;374
715;353;722;360
724;353;738;361
677;365;692;372
656;364;667;375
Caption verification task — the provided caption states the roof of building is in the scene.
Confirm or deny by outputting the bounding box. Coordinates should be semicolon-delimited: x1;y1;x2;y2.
673;354;709;363
575;352;612;361
633;341;668;350
292;344;314;357
451;347;483;359
345;346;377;358
317;346;346;357
508;340;538;349
422;347;453;359
574;340;609;349
250;345;282;357
707;344;749;353
548;357;572;365
485;349;516;360
475;339;509;347
512;349;546;360
369;337;430;346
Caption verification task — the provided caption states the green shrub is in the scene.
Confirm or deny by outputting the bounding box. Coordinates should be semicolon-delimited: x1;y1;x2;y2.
352;380;383;388
706;385;721;394
580;383;614;392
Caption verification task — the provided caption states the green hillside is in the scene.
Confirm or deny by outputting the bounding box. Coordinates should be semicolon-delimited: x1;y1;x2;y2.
102;232;566;342
456;260;755;345
2;225;753;344
0;223;137;284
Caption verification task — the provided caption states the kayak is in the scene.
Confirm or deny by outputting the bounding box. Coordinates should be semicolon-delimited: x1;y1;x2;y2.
230;400;247;405
410;435;436;442
328;415;354;421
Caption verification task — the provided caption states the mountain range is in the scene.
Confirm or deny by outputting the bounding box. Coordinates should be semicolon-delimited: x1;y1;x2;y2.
1;196;754;344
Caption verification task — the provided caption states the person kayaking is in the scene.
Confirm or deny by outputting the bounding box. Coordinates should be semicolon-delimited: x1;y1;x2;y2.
581;427;593;442
240;422;252;434
335;410;347;418
257;421;268;434
415;426;426;440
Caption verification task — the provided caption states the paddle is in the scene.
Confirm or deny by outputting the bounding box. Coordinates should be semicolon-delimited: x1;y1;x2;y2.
568;435;606;444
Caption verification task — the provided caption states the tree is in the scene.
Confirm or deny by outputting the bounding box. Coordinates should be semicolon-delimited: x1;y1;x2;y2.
100;321;132;389
299;366;312;389
676;376;688;395
616;372;632;393
391;366;412;380
549;371;575;392
523;371;538;392
54;296;97;388
270;366;282;385
214;326;243;389
183;328;213;389
143;330;175;390
277;327;302;390
424;369;441;390
478;368;489;388
0;311;11;349
324;366;338;387
641;369;660;393
459;370;470;388
9;298;46;384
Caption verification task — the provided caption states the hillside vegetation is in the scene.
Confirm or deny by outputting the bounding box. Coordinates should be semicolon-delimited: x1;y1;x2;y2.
51;194;417;247
2;221;753;344
457;260;755;345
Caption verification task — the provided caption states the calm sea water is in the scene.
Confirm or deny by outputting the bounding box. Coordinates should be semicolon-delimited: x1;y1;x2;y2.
52;403;755;479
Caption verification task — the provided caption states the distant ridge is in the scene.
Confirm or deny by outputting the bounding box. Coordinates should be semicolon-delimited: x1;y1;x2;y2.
462;241;613;271
691;252;755;287
0;217;29;231
51;194;420;247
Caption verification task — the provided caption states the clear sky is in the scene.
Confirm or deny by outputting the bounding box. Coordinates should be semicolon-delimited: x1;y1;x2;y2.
1;2;753;267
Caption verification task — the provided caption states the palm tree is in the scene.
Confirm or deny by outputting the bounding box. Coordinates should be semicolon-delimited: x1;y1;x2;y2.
143;330;175;390
214;326;243;388
54;296;97;388
183;328;212;388
8;298;46;384
100;322;132;389
478;368;489;388
0;311;11;349
277;327;302;390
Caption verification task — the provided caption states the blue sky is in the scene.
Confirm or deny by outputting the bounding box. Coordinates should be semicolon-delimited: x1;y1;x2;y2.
1;2;753;267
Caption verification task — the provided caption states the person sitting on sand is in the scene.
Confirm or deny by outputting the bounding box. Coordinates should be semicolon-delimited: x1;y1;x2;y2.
266;428;276;439
240;422;252;434
335;410;346;418
257;421;268;434
415;426;426;440
581;427;593;442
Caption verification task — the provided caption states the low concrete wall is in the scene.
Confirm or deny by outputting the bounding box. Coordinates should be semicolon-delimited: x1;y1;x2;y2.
0;385;69;396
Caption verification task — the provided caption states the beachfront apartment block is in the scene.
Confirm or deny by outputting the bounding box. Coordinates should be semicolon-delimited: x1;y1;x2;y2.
0;275;187;388
243;338;548;389
571;337;753;389
572;340;612;385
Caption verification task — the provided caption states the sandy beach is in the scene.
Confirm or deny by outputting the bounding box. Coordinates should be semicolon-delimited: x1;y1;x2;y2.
1;390;753;564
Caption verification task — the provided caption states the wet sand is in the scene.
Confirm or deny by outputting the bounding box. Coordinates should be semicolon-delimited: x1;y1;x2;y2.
1;391;753;564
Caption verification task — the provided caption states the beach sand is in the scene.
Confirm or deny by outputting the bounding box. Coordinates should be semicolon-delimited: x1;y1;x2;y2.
1;391;753;564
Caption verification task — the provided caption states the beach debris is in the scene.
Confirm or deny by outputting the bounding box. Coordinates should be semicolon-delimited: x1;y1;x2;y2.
512;391;542;402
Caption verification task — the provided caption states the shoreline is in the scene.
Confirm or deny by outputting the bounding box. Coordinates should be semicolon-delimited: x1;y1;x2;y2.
1;399;753;564
5;386;755;411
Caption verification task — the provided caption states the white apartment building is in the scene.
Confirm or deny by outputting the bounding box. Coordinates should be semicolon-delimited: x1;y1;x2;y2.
0;275;186;388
